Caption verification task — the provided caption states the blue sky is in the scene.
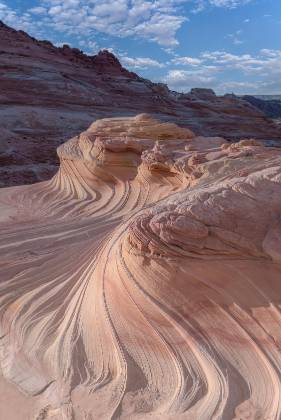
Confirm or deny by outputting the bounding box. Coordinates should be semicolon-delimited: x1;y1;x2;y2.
1;0;281;94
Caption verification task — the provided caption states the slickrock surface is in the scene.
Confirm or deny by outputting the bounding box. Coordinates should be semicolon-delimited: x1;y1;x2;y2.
1;114;281;419
1;20;281;187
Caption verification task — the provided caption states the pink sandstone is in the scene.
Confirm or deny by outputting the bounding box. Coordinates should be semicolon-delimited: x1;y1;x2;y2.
0;115;281;419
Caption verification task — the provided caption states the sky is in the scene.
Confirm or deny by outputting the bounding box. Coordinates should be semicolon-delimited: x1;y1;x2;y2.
0;0;281;95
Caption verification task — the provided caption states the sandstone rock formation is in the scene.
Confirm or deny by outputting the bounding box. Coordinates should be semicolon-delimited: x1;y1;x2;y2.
0;20;280;187
0;115;281;419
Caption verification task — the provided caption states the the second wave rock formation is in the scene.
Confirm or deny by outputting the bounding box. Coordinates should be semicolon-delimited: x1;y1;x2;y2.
0;114;281;420
1;20;281;187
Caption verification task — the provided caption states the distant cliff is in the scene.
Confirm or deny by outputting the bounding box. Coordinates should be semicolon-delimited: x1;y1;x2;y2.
242;95;281;119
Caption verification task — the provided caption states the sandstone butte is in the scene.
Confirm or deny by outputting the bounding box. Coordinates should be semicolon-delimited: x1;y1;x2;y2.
1;20;281;187
0;114;281;419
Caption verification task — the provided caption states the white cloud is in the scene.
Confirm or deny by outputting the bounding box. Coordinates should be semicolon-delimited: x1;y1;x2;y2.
171;56;203;65
120;56;165;69
226;29;244;45
166;49;281;94
29;6;47;14
200;51;265;67
233;38;244;45
218;80;257;92
78;39;99;54
35;0;188;46
162;66;219;91
208;0;252;7
192;0;254;12
260;49;281;58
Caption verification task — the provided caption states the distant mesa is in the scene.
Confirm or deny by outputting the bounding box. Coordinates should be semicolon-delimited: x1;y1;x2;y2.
189;88;217;99
242;95;281;119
